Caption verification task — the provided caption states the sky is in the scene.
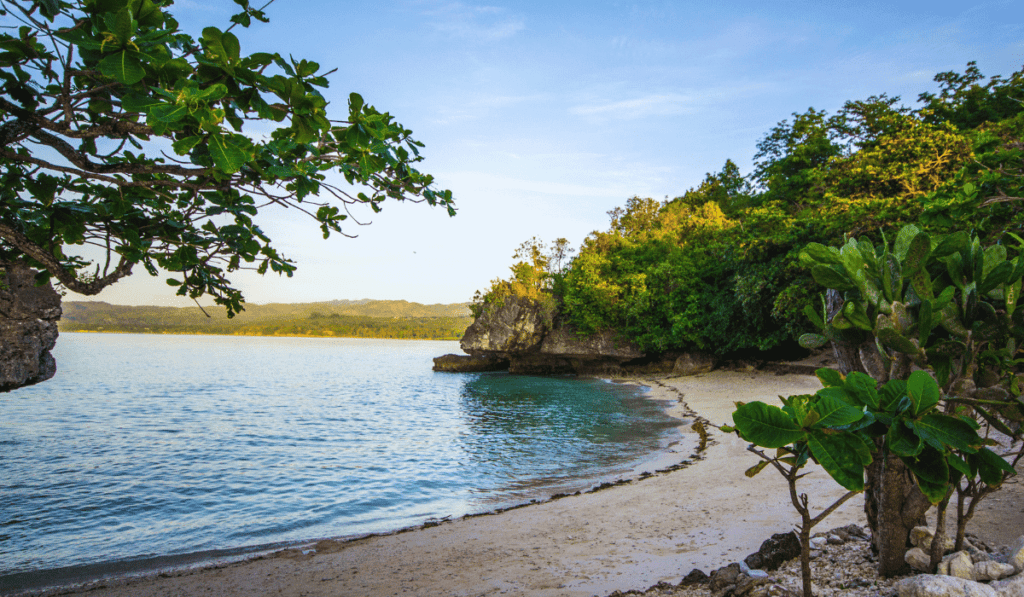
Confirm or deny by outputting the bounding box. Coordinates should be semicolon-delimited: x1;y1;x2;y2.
74;0;1024;308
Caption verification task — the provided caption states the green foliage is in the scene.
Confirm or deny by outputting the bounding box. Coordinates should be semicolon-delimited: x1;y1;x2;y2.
0;0;453;317
470;237;571;323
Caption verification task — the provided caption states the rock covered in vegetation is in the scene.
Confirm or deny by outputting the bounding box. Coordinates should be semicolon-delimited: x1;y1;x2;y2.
0;261;61;391
673;353;717;377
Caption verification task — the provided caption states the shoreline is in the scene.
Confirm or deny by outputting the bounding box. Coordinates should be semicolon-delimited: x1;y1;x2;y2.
57;330;467;341
11;368;1021;597
6;369;867;597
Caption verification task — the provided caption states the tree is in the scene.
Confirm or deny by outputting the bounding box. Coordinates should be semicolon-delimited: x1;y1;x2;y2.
0;0;454;388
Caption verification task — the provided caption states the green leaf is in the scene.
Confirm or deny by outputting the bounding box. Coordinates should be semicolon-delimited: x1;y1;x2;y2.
844;371;880;409
816;368;845;388
745;461;770;478
812;394;865;428
803;303;825;330
800;243;843;267
877;326;920;355
919;299;934;346
933;231;969;259
882;253;902;303
887;420;924;457
947;453;970;476
894;224;922;261
148;103;189;123
904;233;932;274
99;50;146;84
208;134;249;174
731;402;805;449
798;333;828;349
970;447;1016;486
171;135;203;155
843;300;873;331
911;414;981;453
982;261;1013;295
907;370;940;415
807;430;869;491
904;446;949;488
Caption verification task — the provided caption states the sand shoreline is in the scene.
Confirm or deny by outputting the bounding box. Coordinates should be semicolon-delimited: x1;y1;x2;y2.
8;369;1021;597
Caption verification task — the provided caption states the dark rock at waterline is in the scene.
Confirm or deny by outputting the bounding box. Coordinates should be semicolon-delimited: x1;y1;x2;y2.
708;562;742;592
460;295;549;355
744;531;802;571
0;261;61;392
432;354;509;373
679;568;709;585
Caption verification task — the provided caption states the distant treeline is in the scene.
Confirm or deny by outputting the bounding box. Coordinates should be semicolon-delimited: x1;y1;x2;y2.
60;300;473;340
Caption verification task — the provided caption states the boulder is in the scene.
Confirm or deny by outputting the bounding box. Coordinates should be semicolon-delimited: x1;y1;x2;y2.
460;295;549;355
948;551;976;580
990;573;1024;597
973;561;1015;581
432;354;508;372
679;568;708;585
743;531;801;572
708;563;741;592
912;526;955;553
673;352;716;376
1011;536;1024;574
897;574;998;597
0;261;61;392
906;547;931;572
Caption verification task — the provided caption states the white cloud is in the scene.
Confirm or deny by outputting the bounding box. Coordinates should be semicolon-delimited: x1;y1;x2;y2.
421;2;525;42
569;93;697;118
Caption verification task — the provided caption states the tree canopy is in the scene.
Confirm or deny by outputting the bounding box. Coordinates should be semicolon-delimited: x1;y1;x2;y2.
0;0;454;315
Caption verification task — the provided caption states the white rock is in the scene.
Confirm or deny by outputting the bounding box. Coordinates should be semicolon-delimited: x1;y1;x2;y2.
912;526;955;553
990;573;1024;597
810;536;827;549
747;569;769;579
897;574;998;597
1010;536;1024;574
974;561;1016;582
907;547;933;571
938;560;951;575
827;534;845;545
950;551;977;581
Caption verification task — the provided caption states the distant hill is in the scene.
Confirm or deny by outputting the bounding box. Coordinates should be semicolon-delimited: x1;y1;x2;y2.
60;300;473;340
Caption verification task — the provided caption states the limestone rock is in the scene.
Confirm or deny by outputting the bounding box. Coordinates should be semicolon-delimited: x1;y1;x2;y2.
460;295;549;355
990;573;1024;597
912;526;955;553
0;261;61;392
431;354;508;372
537;327;642;359
949;551;977;580
973;561;1016;581
906;547;932;572
827;534;845;545
1010;536;1024;573
897;574;998;597
673;352;716;376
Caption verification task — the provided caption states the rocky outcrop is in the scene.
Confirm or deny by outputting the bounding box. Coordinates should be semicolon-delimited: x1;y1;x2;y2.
442;296;653;374
432;354;508;373
460;295;549;356
1;261;62;391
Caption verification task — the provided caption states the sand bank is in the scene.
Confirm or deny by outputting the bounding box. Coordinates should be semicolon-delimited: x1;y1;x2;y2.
24;370;1022;597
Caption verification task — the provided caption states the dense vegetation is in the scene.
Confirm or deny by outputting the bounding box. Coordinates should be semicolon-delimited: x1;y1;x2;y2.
475;62;1024;356
61;300;472;340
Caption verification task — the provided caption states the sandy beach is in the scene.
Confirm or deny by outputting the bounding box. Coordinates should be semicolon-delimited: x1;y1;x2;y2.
18;369;1024;597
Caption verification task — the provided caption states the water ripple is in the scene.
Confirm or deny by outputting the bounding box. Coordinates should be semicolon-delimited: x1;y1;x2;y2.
0;333;680;577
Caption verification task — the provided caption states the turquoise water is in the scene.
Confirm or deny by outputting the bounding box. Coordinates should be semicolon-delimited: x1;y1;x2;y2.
0;333;680;583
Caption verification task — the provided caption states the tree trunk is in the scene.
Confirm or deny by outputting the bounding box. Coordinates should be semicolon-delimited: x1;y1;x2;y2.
826;289;868;376
0;261;62;392
868;448;932;577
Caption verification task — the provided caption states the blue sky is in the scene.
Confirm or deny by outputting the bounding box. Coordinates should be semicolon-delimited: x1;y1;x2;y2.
82;0;1024;307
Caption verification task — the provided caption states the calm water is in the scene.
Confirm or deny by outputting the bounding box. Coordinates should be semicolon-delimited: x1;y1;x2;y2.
0;333;680;581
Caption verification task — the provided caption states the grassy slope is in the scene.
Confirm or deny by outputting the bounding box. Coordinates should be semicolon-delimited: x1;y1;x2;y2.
60;300;473;340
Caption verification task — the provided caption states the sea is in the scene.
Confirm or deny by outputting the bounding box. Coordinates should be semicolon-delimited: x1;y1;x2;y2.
0;333;683;593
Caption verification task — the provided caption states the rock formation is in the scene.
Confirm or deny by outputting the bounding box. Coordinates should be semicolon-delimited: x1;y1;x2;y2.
0;261;62;391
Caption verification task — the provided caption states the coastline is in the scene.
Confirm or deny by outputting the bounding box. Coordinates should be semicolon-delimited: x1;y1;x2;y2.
9;369;867;597
12;368;1022;597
